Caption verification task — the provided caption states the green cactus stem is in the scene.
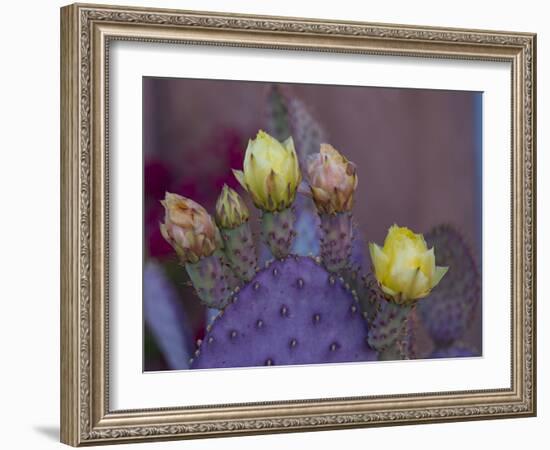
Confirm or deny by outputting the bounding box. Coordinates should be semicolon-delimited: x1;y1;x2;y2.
261;207;296;259
319;212;353;273
220;222;257;282
185;250;232;309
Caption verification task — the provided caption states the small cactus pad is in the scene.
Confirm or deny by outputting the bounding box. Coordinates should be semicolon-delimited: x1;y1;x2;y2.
185;251;232;309
417;225;480;346
320;212;353;273
220;222;257;282
261;208;296;259
191;256;377;369
368;303;413;356
398;308;419;359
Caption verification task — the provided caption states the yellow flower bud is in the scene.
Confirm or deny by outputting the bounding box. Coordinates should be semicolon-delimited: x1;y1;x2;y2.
306;143;358;215
160;192;221;263
233;130;301;212
215;184;249;229
368;225;448;304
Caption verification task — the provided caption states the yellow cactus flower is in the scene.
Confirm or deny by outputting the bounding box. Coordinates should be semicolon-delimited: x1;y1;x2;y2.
368;225;448;304
160;192;221;264
233;130;301;212
215;184;249;229
306;143;358;215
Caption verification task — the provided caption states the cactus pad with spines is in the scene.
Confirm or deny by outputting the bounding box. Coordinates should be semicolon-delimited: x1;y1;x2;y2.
191;256;377;369
319;212;354;273
220;222;257;282
185;251;232;309
364;281;414;359
261;208;297;259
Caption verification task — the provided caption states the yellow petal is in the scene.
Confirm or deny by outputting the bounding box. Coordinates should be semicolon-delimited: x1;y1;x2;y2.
419;247;436;279
159;223;170;242
283;136;295;153
264;170;279;209
387;266;418;299
368;243;389;281
407;269;429;300
232;169;247;191
432;266;449;288
380;284;398;299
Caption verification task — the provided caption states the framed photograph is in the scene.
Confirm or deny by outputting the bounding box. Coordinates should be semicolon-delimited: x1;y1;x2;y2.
60;3;536;446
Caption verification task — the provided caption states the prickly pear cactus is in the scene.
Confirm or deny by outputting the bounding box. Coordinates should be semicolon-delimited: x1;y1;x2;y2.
185;251;233;309
399;308;419;359
261;208;297;259
319;212;354;273
363;279;414;360
156;90;459;369
219;223;257;282
191;256;377;369
417;225;480;349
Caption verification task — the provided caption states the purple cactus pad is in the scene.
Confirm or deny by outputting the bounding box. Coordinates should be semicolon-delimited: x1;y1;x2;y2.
191;256;377;369
417;225;480;346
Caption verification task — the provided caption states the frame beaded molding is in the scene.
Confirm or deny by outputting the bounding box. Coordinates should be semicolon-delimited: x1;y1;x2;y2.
60;3;536;446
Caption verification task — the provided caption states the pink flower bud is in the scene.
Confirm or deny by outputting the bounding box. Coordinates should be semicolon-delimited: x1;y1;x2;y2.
160;192;221;263
306;144;358;215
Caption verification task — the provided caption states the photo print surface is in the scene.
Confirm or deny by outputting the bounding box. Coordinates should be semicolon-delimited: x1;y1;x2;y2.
143;77;482;371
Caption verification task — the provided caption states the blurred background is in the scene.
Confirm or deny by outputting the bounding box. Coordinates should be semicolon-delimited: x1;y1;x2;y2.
143;77;482;371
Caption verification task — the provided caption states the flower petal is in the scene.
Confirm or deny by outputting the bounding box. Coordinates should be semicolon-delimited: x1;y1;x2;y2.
432;265;449;288
232;169;247;191
407;268;429;301
283;136;295;153
419;247;436;279
380;284;398;299
368;242;389;281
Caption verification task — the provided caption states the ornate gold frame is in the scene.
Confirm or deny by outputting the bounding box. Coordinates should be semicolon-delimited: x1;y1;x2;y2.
60;3;536;446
